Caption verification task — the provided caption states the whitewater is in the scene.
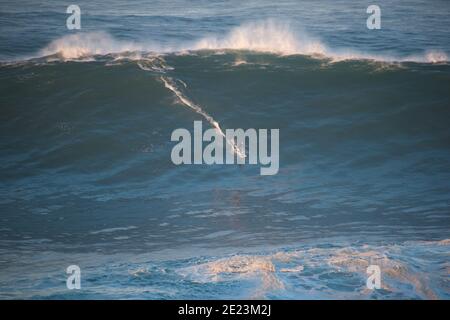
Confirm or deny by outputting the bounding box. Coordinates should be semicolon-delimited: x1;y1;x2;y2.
24;20;448;63
1;0;449;299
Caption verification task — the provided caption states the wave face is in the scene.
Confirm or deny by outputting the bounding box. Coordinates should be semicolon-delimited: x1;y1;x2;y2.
1;52;450;298
1;0;450;299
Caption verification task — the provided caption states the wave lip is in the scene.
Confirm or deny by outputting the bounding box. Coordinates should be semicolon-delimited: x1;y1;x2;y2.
192;20;326;56
32;20;450;63
38;31;144;60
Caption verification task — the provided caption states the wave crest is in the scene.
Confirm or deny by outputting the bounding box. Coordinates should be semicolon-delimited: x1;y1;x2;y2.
39;31;143;60
37;20;448;63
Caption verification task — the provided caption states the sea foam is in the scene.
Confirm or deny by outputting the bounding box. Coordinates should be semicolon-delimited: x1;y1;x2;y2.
37;20;448;63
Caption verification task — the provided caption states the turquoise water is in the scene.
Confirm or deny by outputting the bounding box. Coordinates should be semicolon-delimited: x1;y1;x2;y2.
0;1;449;299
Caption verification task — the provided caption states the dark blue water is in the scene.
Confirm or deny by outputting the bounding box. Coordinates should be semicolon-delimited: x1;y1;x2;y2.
0;0;449;299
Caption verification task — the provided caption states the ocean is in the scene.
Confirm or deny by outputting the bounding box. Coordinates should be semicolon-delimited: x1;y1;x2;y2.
0;0;449;299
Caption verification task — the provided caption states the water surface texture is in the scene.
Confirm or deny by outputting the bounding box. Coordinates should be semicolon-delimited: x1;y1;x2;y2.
0;0;449;299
